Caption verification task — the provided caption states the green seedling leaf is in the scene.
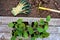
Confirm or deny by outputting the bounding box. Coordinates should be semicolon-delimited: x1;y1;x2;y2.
34;21;38;27
27;27;34;34
37;27;44;33
16;24;24;31
19;23;25;30
44;24;48;30
11;36;16;40
8;22;14;27
43;32;50;38
17;28;23;32
46;15;51;22
40;32;50;38
17;19;23;24
14;30;18;37
17;31;22;37
31;37;36;40
15;24;18;28
40;34;43;38
40;19;44;25
23;31;28;38
34;34;40;38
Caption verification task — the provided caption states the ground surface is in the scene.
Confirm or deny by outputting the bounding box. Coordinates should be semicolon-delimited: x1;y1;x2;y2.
0;0;60;18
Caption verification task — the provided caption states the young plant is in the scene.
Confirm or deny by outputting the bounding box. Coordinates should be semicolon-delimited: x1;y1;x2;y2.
8;15;51;40
8;19;26;40
37;15;51;38
32;15;51;39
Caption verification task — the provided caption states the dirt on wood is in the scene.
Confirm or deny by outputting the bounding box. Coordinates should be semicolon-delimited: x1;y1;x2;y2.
0;0;60;18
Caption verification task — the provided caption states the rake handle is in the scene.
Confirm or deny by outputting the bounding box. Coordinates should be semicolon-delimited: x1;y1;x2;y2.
39;7;60;13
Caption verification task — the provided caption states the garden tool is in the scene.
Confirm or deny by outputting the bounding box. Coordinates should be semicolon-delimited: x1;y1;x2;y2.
39;7;60;13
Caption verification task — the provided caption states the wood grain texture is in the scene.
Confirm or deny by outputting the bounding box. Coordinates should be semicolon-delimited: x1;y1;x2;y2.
1;17;60;25
0;17;60;40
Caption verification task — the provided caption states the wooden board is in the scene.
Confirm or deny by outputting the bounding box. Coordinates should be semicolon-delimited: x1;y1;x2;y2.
0;17;60;40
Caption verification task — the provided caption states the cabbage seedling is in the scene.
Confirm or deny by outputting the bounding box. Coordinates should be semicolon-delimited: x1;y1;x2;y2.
8;15;51;40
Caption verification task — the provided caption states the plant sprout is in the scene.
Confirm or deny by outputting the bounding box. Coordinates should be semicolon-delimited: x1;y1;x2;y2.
27;26;34;34
40;19;44;25
11;36;16;40
8;22;14;27
46;15;51;22
37;27;44;32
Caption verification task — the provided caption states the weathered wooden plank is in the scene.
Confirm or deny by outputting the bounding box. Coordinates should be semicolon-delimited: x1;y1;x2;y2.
57;27;60;33
47;27;58;33
43;33;60;40
0;33;11;40
0;25;12;33
0;17;60;40
1;17;60;25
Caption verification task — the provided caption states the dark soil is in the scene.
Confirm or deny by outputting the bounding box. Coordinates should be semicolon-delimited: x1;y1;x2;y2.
0;0;60;18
